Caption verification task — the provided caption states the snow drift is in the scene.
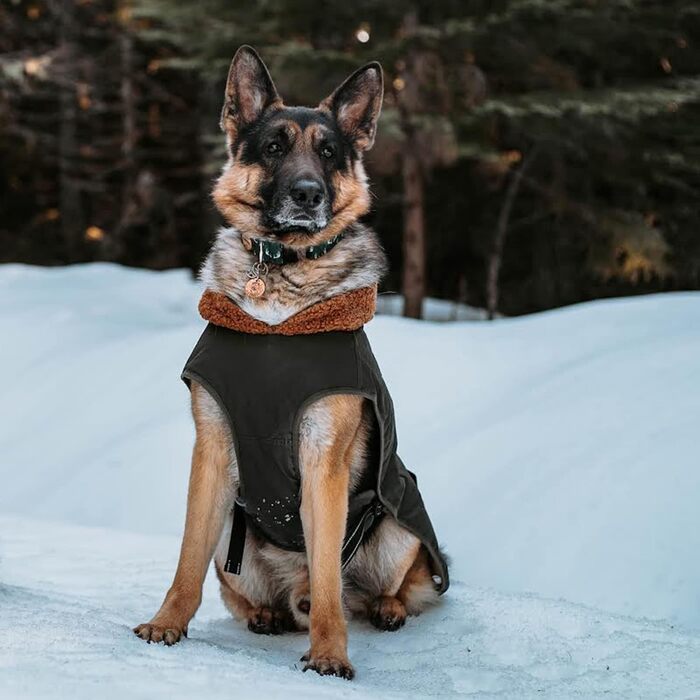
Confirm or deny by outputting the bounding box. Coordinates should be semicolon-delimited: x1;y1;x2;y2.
1;263;700;697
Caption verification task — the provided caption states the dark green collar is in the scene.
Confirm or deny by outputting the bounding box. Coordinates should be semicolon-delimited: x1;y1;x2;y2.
250;231;347;265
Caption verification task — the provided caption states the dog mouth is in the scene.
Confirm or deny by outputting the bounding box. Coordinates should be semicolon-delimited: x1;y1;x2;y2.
269;212;328;235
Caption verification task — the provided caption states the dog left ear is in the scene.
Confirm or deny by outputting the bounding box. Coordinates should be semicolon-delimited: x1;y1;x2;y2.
321;62;383;151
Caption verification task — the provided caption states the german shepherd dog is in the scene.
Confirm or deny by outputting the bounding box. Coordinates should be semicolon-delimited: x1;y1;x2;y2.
133;46;439;679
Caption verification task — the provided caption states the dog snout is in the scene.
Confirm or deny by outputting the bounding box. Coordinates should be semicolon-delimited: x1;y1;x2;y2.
290;179;325;210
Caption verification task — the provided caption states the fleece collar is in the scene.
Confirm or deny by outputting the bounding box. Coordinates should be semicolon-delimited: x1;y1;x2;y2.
199;286;377;336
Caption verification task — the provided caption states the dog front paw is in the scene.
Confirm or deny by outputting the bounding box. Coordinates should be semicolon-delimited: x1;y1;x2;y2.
133;621;187;646
301;650;354;679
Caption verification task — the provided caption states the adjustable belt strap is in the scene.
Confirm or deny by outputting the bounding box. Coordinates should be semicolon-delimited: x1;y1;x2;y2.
342;499;384;570
223;499;247;575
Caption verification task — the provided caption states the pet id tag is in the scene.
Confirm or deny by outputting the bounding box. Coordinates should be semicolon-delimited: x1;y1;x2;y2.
245;247;268;298
244;277;266;298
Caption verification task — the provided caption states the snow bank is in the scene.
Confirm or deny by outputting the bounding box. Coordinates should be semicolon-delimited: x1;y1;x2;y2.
2;515;699;699
375;292;492;321
2;263;700;696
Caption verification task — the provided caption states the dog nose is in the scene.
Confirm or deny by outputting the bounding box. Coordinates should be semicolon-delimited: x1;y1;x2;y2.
290;179;325;209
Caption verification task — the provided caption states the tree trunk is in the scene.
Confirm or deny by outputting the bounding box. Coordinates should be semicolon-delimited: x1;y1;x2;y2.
58;3;83;261
396;9;428;320
486;149;537;319
401;148;426;319
120;29;137;190
114;24;137;261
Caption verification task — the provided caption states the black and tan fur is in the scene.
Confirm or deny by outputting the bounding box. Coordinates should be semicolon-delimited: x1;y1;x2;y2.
133;46;439;680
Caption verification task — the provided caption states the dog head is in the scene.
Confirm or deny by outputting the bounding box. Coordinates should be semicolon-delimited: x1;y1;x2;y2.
213;46;383;243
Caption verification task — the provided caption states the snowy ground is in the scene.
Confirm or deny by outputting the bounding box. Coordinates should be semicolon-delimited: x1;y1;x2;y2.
1;264;700;698
375;291;492;321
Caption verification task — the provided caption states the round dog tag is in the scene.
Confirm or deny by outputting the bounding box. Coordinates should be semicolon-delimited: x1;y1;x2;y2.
245;277;266;298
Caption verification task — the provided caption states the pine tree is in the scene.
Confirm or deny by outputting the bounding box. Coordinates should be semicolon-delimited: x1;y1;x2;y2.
0;0;203;268
447;0;700;314
131;0;484;317
2;0;699;316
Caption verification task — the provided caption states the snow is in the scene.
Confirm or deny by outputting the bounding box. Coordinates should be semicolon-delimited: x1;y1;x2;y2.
3;516;700;699
1;263;700;698
376;292;493;321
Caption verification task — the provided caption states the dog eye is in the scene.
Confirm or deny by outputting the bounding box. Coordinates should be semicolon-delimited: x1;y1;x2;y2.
266;142;282;156
320;145;335;159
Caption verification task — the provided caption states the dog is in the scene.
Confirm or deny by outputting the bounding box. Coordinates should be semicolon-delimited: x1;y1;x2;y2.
133;46;447;680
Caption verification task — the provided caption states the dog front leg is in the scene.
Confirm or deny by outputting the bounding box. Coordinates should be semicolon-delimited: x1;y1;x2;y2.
134;382;232;645
299;395;363;679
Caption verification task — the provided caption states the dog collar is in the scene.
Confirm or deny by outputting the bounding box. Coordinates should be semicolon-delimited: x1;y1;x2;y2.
249;231;347;265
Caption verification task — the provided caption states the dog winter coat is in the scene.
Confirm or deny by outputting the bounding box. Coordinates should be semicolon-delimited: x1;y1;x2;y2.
182;287;449;594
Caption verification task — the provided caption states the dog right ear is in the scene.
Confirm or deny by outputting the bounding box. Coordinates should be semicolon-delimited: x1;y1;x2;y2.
220;46;280;139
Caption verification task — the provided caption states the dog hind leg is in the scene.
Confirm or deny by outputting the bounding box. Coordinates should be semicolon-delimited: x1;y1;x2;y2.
215;522;305;635
395;545;440;616
216;561;297;635
345;517;439;631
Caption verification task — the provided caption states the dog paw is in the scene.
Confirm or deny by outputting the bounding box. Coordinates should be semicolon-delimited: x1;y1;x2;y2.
133;622;187;646
301;650;354;680
247;606;295;635
369;596;407;632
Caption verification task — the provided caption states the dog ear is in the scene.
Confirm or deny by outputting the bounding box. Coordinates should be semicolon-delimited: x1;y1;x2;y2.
221;46;280;139
321;62;383;151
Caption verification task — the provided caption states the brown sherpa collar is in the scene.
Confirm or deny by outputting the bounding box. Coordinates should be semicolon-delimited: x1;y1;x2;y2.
199;286;377;335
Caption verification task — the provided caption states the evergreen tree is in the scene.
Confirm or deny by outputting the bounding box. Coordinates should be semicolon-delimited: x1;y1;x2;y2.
130;0;700;316
0;0;203;268
2;0;699;317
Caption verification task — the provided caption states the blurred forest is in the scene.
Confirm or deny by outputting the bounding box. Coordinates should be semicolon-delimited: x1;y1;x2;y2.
2;0;699;317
